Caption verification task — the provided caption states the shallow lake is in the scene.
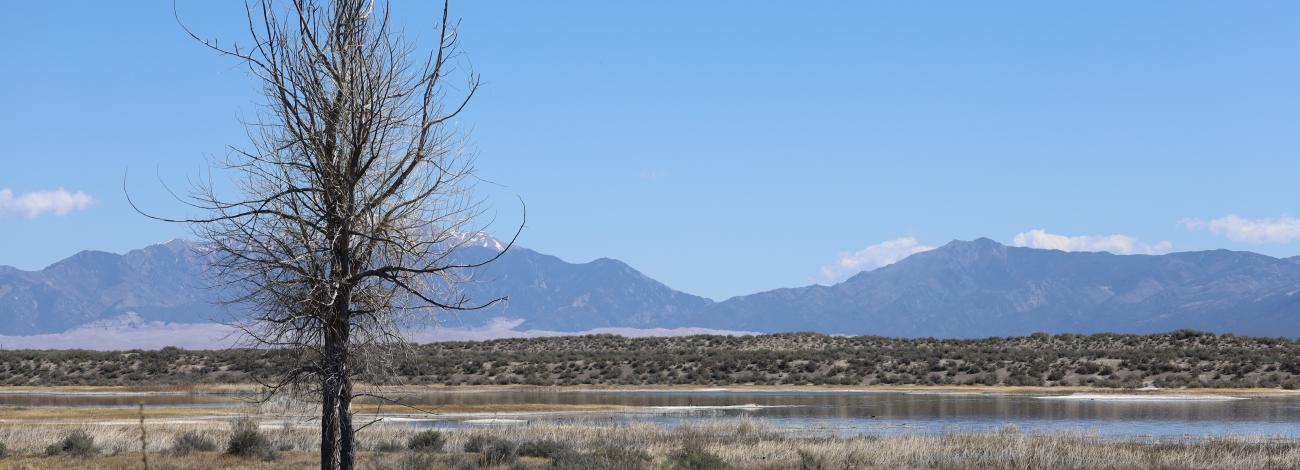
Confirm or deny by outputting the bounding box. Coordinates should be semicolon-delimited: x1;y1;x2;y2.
5;389;1299;439
385;389;1300;438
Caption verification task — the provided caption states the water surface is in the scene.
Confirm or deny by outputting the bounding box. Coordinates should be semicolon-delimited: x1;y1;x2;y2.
5;389;1297;438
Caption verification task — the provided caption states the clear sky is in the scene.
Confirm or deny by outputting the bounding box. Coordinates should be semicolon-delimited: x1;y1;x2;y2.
4;1;1300;300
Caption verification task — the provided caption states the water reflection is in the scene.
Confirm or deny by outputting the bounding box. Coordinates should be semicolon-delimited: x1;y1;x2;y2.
3;389;1297;437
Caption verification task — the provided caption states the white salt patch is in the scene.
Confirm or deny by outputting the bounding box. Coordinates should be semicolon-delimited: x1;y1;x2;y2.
649;404;792;411
1034;393;1245;402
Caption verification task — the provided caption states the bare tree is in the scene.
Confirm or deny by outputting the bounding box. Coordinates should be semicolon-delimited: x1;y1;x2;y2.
133;1;517;468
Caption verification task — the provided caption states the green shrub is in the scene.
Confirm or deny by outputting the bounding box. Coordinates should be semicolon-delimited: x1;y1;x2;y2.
0;441;8;459
45;430;97;458
518;439;568;458
226;418;276;460
171;431;217;455
406;430;446;452
664;444;729;470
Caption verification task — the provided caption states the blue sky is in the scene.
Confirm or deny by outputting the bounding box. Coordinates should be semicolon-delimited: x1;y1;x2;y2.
4;1;1300;300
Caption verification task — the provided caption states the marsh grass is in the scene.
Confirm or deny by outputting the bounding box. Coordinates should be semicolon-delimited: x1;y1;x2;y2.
0;419;1299;469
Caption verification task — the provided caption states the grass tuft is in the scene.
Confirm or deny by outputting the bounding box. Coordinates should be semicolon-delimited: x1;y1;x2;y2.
170;431;217;455
406;430;446;453
44;430;97;459
665;443;729;470
225;418;276;461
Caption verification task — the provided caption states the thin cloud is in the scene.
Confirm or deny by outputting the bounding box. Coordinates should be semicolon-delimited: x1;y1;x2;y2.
639;170;666;181
1183;214;1300;244
0;188;94;219
1012;229;1172;255
820;237;934;281
0;316;756;351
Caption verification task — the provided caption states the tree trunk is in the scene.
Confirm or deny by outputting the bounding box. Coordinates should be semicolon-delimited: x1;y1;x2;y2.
323;281;354;470
338;376;355;470
320;368;339;470
321;326;353;469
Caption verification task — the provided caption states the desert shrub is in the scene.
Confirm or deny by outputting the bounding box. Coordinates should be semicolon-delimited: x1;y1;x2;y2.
0;442;8;459
518;439;568;458
374;440;405;453
45;430;97;458
664;444;728;470
463;434;495;453
482;438;519;466
406;430;446;452
226;418;276;460
550;444;652;470
463;434;519;466
171;431;217;455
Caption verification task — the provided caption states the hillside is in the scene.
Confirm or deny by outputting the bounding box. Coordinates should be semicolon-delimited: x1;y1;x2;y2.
5;237;1300;338
692;238;1300;337
3;330;1300;389
0;239;710;335
0;240;222;335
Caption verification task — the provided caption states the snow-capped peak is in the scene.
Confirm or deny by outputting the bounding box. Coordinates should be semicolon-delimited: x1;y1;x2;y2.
452;231;506;252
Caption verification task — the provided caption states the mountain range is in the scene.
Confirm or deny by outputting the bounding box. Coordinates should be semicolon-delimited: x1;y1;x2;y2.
3;237;1300;338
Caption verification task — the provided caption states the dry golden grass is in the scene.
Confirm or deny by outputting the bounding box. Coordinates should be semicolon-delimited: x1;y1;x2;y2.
0;452;317;470
0;419;1297;469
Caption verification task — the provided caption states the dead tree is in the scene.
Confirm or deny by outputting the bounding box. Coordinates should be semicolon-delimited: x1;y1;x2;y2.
135;1;516;468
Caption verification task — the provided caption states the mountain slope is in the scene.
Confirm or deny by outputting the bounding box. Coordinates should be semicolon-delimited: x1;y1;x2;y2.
0;240;224;335
6;237;1300;338
448;245;712;331
0;239;711;335
689;238;1300;337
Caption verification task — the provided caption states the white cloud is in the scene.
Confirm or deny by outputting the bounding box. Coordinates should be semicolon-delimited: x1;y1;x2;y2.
820;237;934;281
0;188;94;218
1011;229;1172;255
1183;214;1300;244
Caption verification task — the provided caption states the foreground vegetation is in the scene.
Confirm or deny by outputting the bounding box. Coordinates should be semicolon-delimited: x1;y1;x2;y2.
4;330;1300;389
0;419;1297;469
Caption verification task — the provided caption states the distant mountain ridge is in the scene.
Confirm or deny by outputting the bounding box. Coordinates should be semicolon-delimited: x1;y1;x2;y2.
689;238;1300;337
3;237;1300;338
0;240;222;335
449;244;713;331
0;239;712;336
